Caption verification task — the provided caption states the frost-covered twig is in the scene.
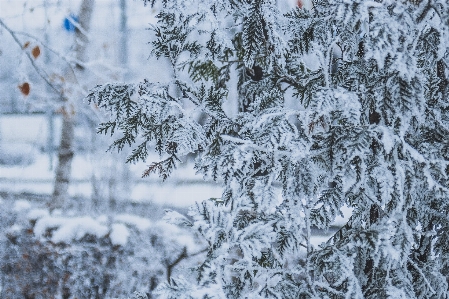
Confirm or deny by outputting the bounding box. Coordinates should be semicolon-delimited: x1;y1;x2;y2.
0;18;62;96
408;258;436;295
13;30;81;87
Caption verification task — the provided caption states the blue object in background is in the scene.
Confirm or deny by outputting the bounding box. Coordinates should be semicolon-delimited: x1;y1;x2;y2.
63;14;78;32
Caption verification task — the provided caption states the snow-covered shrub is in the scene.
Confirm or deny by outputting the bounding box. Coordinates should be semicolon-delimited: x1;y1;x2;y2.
1;203;204;299
2;223;62;299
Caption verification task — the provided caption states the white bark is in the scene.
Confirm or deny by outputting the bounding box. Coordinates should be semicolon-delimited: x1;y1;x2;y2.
119;0;129;67
51;0;95;211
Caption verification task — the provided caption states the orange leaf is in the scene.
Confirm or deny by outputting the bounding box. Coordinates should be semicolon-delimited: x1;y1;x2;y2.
23;41;30;49
18;82;30;96
32;46;41;59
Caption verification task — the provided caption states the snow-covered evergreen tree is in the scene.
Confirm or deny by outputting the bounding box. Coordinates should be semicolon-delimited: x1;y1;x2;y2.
88;0;449;297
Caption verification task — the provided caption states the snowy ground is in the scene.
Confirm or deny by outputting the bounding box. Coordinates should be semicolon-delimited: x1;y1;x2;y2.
0;112;222;206
0;153;222;207
0;151;352;250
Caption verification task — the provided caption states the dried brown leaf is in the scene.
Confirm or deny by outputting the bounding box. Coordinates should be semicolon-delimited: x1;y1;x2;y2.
32;46;41;59
18;82;30;96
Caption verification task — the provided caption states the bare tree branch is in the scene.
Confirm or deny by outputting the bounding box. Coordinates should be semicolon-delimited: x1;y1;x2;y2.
0;18;62;96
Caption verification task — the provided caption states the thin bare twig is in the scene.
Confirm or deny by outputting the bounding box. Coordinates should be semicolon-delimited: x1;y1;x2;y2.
165;247;208;282
13;30;81;87
0;18;63;96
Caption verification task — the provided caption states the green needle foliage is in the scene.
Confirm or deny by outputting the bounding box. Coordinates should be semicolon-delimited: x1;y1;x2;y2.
87;0;449;298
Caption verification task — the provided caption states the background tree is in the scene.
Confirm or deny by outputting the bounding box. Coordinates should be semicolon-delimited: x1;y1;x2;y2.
89;0;449;298
0;0;133;210
52;0;95;210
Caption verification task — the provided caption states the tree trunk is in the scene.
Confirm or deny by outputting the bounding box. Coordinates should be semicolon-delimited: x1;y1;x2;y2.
52;110;75;210
74;0;95;70
51;0;95;211
119;0;128;68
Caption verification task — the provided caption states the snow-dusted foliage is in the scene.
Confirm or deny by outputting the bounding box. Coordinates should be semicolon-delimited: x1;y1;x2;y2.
88;0;449;298
1;201;204;299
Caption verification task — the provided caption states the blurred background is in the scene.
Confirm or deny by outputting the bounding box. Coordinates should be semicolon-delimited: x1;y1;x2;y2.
0;0;221;207
0;1;222;298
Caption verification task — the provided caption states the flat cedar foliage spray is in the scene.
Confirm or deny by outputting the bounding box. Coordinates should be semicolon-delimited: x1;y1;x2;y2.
87;0;449;298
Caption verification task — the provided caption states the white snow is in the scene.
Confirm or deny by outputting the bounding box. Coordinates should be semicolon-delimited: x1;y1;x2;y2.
52;217;109;243
115;214;152;231
130;181;221;207
29;211;199;248
13;199;32;212
0;115;61;148
27;208;50;220
302;53;321;71
380;126;395;154
163;209;192;227
34;215;109;244
333;205;353;227
110;223;130;246
404;142;425;163
7;224;22;234
155;220;201;254
97;214;108;224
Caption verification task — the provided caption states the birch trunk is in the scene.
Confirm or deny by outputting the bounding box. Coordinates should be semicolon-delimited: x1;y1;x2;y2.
119;0;128;67
51;0;95;211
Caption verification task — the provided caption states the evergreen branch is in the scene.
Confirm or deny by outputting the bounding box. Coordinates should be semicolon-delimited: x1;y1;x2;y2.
142;155;181;181
220;135;290;156
408;258;436;295
314;281;345;297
